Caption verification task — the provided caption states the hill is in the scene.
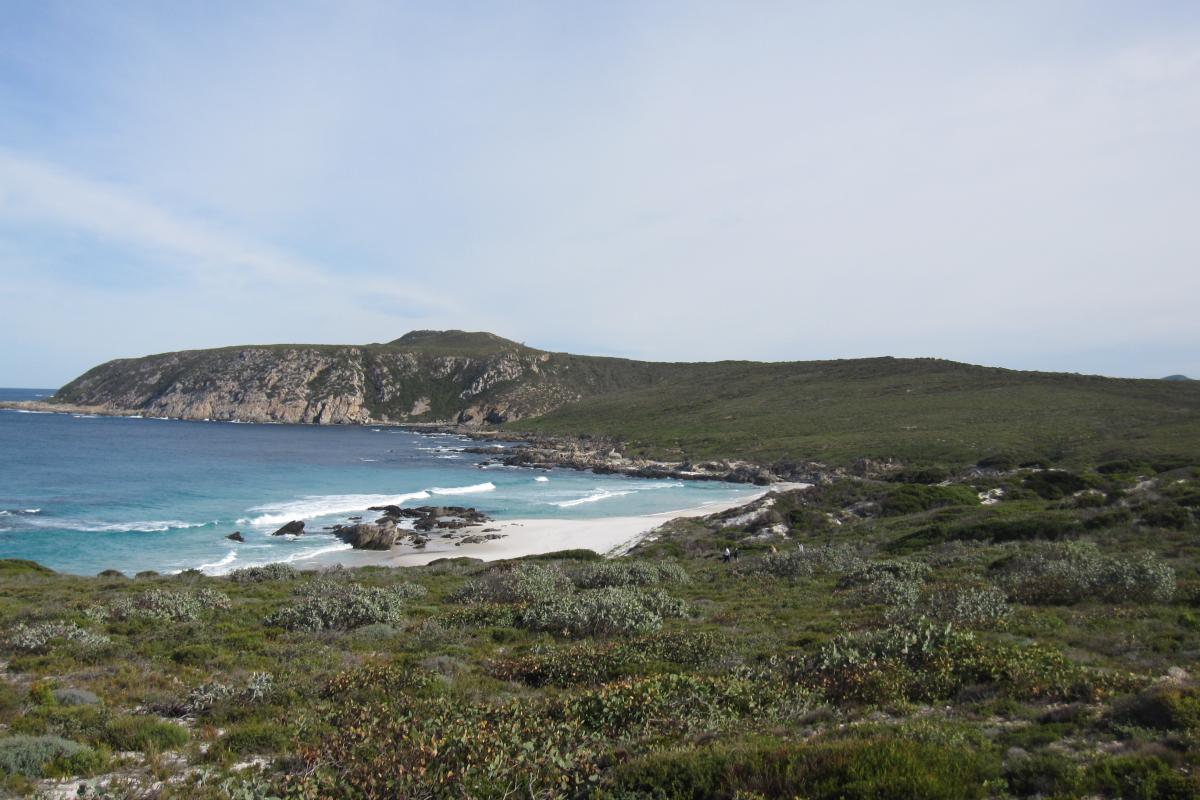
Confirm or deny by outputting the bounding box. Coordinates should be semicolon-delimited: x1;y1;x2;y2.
43;331;1200;468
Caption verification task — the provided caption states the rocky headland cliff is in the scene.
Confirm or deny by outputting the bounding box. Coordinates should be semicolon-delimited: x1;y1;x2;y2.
38;330;671;427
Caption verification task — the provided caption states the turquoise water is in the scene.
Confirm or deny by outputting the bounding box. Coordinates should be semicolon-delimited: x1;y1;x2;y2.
0;388;753;575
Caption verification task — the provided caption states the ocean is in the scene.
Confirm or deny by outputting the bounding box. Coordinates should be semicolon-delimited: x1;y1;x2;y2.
0;388;754;575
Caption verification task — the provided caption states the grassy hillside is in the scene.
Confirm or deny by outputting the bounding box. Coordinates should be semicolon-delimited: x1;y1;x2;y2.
509;357;1200;467
48;331;1200;467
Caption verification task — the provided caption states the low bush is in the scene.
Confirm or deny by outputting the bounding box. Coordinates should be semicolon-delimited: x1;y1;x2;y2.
451;562;569;604
1113;683;1200;731
210;721;291;758
892;510;1083;551
4;621;110;655
1086;753;1199;800
266;580;425;632
997;542;1175;605
103;716;189;751
0;735;104;779
1024;470;1092;500
1004;752;1084;798
881;483;978;515
489;630;728;687
51;688;100;707
749;545;866;580
520;588;687;637
228;563;298;583
108;588;231;622
607;735;1000;800
571;559;690;589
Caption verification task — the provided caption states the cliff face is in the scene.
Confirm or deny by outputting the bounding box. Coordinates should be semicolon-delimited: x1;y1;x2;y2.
51;331;640;426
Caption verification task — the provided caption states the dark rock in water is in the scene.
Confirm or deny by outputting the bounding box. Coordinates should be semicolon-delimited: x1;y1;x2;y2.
335;522;397;550
367;505;403;517
272;520;305;536
226;531;245;542
348;515;363;521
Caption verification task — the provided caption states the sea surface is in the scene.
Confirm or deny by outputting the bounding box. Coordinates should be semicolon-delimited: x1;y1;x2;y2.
0;388;755;575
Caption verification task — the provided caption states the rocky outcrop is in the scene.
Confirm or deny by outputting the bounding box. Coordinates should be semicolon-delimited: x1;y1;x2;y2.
335;522;398;550
271;521;305;536
48;330;666;427
226;532;245;542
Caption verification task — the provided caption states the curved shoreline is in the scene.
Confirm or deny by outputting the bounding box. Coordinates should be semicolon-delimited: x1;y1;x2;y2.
299;484;811;571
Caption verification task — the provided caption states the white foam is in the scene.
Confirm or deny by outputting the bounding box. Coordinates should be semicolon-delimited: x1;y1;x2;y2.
534;476;550;482
430;482;496;495
72;414;99;419
4;408;51;414
552;489;636;508
23;508;40;514
359;458;379;462
24;518;213;533
198;550;238;574
245;491;431;527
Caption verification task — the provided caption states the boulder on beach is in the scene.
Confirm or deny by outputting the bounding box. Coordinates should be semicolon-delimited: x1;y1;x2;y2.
335;522;397;550
226;531;245;542
271;520;305;536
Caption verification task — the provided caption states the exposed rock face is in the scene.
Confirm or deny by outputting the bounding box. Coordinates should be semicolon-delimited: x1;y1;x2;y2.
226;532;245;542
50;330;665;426
271;521;305;536
335;522;398;550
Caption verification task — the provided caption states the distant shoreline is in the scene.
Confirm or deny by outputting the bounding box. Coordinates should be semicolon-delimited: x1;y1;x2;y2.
300;485;809;571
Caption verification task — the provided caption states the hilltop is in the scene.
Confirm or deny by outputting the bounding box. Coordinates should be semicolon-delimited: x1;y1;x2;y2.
32;331;1200;469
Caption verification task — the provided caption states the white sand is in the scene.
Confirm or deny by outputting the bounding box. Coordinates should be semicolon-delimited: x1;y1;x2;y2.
306;483;810;569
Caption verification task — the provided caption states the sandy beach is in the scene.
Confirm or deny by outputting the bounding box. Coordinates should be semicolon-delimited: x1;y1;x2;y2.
306;483;810;570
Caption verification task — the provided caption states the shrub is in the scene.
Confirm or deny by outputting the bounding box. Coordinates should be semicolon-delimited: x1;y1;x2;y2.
438;603;518;628
490;630;729;687
228;563;299;584
210;721;291;758
571;560;690;589
266;580;425;632
892;511;1083;551
51;689;100;707
520;588;686;637
750;545;866;580
1086;754;1199;800
108;588;231;622
182;672;275;716
103;716;189;751
1137;501;1192;530
998;542;1175;605
0;735;102;779
1024;470;1091;500
1113;684;1200;731
451;562;569;604
4;621;110;655
607;735;1000;800
881;484;977;515
917;586;1010;628
1004;752;1084;798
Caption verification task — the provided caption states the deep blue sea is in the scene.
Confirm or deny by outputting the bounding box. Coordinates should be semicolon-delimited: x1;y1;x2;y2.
0;388;754;575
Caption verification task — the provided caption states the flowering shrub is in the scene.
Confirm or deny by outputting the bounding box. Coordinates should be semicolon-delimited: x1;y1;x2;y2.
520;587;687;637
108;588;231;622
451;562;569;604
570;559;689;589
998;542;1175;605
5;621;110;655
266;580;425;632
228;563;298;584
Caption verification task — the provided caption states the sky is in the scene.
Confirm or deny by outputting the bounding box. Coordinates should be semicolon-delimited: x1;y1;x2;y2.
1;1;1198;387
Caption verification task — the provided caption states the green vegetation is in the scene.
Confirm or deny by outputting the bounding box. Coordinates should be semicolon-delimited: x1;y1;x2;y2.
1;463;1198;797
45;330;1200;468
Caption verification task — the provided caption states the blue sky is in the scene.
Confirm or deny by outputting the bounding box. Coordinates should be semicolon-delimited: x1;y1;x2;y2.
1;1;1198;386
